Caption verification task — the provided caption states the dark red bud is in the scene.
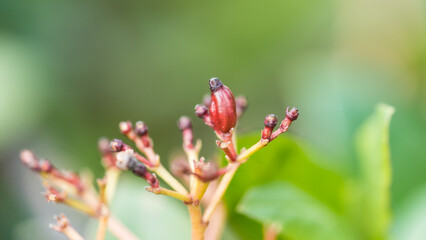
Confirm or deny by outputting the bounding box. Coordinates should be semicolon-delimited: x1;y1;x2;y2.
109;139;131;152
119;121;133;134
129;159;147;177
271;107;300;140
264;114;278;128
134;121;148;136
262;114;278;140
126;156;158;187
110;139;123;152
236;95;248;118
286;107;299;121
195;104;209;118
209;78;237;134
178;116;194;149
177;116;192;131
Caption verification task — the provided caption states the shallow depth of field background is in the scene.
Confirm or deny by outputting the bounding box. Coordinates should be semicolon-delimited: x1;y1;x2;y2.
0;1;425;239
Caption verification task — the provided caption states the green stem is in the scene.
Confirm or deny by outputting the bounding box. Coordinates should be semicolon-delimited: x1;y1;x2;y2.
153;164;188;195
202;162;239;223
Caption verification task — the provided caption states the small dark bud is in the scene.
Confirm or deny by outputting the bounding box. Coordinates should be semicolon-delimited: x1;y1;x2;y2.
286;107;299;121
98;137;110;155
119;121;133;134
177;116;192;131
110;139;124;152
262;114;278;140
146;173;159;188
195;104;209;118
134;121;148;136
121;154;158;187
171;157;192;177
236;95;248;118
209;77;223;92
193;159;223;182
203;94;212;108
178;116;194;148
130;160;147;178
264;114;278;128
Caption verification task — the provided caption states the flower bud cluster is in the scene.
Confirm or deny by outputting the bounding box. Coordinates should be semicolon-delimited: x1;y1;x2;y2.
268;107;300;141
20;150;84;192
20;76;300;239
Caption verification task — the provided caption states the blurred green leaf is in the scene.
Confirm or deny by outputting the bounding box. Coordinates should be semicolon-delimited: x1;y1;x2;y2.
391;185;426;240
350;103;394;239
237;181;354;240
223;135;347;239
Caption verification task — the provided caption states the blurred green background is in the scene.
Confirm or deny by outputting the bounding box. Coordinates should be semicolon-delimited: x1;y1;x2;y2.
0;0;425;239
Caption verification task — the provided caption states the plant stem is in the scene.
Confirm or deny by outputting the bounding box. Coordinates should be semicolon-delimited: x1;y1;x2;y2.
50;215;85;240
63;198;97;216
190;178;209;202
146;187;192;202
184;139;202;190
95;177;109;240
188;204;206;240
104;168;121;204
108;216;140;240
61;227;85;240
153;164;188;194
96;206;109;240
237;139;269;163
203;139;269;223
204;201;226;240
202;162;239;223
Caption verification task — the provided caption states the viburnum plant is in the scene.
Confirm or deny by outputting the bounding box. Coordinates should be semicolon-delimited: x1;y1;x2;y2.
21;78;299;240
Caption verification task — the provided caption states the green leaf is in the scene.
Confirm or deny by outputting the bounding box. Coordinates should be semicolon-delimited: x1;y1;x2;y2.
391;184;426;240
223;135;348;239
237;182;355;240
352;103;394;239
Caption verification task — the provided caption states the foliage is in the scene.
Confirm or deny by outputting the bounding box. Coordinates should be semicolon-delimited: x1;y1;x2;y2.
227;104;394;240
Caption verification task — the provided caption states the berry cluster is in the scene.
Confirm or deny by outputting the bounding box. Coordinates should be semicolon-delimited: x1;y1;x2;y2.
21;77;298;240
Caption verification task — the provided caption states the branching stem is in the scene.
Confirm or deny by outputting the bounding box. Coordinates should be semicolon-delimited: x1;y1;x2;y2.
146;187;192;202
153;164;188;194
